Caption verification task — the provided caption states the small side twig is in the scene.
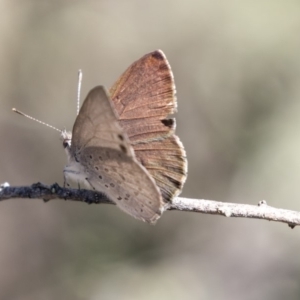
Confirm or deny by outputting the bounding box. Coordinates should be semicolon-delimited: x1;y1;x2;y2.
0;182;299;228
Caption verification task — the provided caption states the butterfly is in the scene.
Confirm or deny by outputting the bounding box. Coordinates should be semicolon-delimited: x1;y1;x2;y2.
16;50;187;224
62;50;187;223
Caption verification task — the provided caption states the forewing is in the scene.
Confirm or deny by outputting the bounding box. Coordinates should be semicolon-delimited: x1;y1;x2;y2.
109;50;187;202
71;86;132;157
110;50;176;141
70;86;163;223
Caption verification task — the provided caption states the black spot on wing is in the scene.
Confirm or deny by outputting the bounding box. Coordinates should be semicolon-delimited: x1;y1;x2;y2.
161;118;174;128
118;134;124;141
120;144;127;154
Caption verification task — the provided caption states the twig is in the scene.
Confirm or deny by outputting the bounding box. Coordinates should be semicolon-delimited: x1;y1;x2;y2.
0;182;299;228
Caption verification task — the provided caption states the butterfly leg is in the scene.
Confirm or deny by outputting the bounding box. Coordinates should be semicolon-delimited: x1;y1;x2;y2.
63;173;71;188
85;177;96;191
64;168;70;188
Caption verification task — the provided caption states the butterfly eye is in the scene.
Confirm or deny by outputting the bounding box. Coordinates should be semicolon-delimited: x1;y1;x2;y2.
63;140;71;149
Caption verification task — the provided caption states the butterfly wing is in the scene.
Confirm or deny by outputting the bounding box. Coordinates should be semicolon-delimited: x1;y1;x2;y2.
133;135;186;202
110;50;187;202
70;86;164;223
110;50;176;139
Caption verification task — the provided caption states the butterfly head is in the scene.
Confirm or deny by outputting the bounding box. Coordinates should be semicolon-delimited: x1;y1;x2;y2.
61;130;72;149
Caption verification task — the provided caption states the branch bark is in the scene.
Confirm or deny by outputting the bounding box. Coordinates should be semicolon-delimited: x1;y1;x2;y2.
0;182;298;228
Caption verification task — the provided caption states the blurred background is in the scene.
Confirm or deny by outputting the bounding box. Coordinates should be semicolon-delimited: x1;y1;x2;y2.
1;0;300;299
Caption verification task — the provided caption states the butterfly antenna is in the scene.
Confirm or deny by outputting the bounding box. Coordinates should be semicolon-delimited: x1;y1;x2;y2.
77;69;82;115
12;108;61;133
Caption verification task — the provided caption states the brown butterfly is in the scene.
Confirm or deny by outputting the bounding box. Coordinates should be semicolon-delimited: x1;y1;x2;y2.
14;50;187;223
63;50;187;223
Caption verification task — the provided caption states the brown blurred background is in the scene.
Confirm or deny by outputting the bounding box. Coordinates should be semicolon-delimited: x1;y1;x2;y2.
1;0;300;299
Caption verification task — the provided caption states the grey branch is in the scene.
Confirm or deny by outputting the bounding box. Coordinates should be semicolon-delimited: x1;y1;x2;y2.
0;182;299;228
